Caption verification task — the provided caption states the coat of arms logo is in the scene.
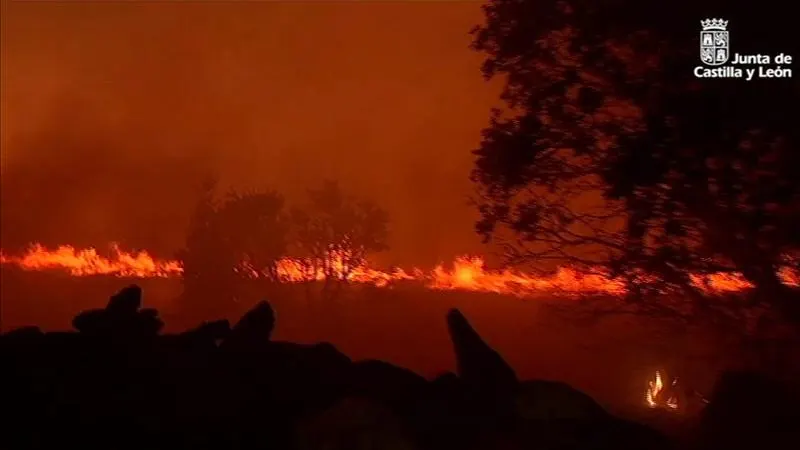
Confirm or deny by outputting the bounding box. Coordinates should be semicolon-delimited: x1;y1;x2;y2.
700;18;729;66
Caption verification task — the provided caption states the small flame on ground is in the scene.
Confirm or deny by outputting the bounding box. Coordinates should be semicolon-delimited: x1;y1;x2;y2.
645;370;679;410
0;243;797;298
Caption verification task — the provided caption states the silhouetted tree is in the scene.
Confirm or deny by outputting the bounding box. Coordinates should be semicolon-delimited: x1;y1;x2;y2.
470;0;799;325
290;181;389;289
178;178;289;317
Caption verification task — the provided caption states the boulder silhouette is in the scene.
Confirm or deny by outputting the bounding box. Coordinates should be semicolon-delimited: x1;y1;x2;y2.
3;286;680;450
345;359;428;413
71;285;163;337
696;371;800;450
71;308;108;334
514;380;608;421
1;325;42;339
188;319;231;343
446;308;518;400
512;388;668;450
294;397;419;450
137;308;165;335
106;285;143;315
231;301;275;339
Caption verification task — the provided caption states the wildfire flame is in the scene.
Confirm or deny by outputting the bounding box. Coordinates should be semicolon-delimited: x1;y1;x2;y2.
0;243;797;298
645;371;679;410
0;244;183;278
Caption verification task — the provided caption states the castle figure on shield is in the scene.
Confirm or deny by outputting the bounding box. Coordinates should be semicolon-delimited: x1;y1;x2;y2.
700;18;729;66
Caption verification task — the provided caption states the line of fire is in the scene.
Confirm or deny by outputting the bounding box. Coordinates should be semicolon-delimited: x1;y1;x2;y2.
2;1;798;449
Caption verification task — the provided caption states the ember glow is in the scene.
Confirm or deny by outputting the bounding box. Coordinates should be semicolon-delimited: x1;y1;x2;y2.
0;243;797;297
645;370;679;410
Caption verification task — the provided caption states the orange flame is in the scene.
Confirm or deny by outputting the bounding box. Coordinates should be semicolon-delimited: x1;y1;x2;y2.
645;370;679;410
0;243;797;297
0;244;182;278
427;256;626;296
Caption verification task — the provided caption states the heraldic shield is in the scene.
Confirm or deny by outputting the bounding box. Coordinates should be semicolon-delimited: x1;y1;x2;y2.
700;18;729;66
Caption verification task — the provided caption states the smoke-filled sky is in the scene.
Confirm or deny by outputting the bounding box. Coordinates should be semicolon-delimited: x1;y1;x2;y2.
1;1;504;266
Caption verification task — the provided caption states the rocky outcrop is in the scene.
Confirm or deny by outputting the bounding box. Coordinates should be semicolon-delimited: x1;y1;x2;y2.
5;285;743;450
71;284;163;338
693;371;800;450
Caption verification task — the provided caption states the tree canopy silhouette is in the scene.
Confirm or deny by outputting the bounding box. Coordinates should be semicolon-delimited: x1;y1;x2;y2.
290;180;390;285
177;179;289;316
470;0;799;322
177;179;390;309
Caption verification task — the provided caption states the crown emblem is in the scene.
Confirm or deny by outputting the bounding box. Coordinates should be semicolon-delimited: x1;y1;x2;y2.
701;18;728;31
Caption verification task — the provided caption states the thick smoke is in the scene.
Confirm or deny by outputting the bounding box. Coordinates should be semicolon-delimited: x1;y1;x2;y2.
1;2;501;266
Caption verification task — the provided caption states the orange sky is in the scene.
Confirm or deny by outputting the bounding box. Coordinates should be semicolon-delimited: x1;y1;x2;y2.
0;1;503;266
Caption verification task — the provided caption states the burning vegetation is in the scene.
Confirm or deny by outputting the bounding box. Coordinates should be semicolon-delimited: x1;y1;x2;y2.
2;1;799;449
1;243;797;297
645;371;680;411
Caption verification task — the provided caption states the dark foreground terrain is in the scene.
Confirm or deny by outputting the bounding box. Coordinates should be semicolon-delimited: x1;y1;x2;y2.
0;266;748;413
2;286;799;450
